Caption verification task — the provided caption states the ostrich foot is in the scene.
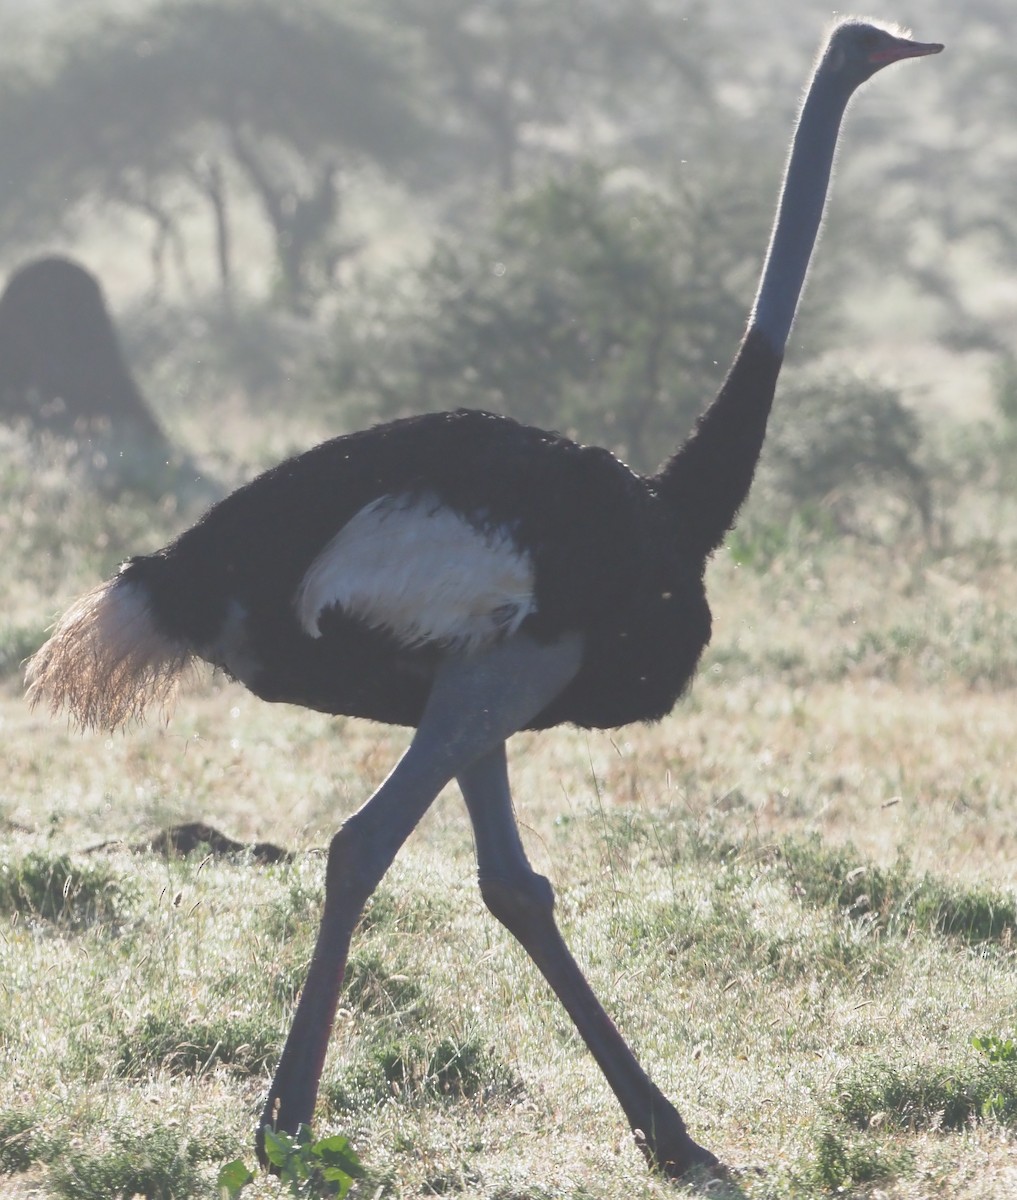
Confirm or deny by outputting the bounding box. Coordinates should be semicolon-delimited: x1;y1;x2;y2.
632;1101;721;1179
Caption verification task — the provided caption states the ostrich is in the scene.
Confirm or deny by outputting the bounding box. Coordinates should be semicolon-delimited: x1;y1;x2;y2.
27;19;941;1179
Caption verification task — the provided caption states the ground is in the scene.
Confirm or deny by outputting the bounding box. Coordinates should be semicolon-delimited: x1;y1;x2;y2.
1;535;1015;1198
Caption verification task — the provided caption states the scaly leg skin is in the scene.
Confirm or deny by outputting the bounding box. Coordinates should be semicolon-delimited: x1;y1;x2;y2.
257;633;583;1162
457;745;720;1178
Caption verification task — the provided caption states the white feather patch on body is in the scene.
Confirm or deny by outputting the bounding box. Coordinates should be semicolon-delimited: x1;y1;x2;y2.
294;493;537;652
25;576;190;731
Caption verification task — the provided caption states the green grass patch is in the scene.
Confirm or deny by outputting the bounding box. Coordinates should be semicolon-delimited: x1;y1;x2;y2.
0;1108;66;1174
809;1125;913;1192
832;1052;1017;1131
251;867;323;943
779;836;1017;945
343;951;427;1018
610;851;892;991
113;1008;280;1077
327;1033;519;1114
46;1125;219;1200
377;1034;516;1101
0;850;133;929
355;883;455;936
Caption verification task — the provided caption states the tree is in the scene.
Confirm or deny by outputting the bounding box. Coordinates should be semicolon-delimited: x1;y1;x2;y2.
0;1;435;313
377;0;710;198
329;164;806;472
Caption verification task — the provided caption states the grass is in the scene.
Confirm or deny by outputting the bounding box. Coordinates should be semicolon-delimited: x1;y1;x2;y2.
832;1051;1017;1131
0;849;134;929
2;441;1017;1197
111;1008;281;1078
325;1033;520;1115
47;1125;227;1200
777;835;1017;944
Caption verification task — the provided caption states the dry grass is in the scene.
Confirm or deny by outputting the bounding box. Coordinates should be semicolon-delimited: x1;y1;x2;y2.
2;509;1016;1196
0;413;1015;1197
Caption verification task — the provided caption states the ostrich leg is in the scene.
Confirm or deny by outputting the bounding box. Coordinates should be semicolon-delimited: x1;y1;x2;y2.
258;633;582;1156
458;745;717;1178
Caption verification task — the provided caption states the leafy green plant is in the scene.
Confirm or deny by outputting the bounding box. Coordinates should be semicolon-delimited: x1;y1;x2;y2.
219;1126;361;1199
217;1157;256;1198
973;1034;1017;1064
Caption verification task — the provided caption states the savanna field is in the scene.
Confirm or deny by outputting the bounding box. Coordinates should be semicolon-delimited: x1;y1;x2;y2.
1;1;1016;1197
1;426;1015;1200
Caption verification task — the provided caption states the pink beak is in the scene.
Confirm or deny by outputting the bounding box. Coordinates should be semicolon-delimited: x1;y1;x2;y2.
870;36;944;64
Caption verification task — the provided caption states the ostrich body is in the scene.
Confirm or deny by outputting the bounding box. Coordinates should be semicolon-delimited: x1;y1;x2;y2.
27;21;941;1178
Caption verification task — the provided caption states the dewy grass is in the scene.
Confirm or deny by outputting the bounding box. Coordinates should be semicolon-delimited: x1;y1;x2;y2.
0;1108;66;1174
778;835;1017;945
253;867;323;943
342;950;427;1018
810;1125;914;1192
0;849;133;929
376;1035;519;1102
326;1033;520;1114
832;1053;1017;1131
113;1008;282;1078
46;1125;222;1200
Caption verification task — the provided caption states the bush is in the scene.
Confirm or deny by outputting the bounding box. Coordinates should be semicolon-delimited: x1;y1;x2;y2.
761;373;933;540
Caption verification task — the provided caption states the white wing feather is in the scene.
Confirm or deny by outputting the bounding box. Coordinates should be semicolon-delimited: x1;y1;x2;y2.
294;493;536;652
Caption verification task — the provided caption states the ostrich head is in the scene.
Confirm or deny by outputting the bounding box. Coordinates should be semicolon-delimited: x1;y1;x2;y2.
822;19;943;85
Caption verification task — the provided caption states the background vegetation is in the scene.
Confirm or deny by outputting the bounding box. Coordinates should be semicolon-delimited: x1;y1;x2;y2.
0;0;1015;1196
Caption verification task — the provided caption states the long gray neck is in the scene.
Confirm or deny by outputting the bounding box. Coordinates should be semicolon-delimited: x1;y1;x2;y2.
748;59;855;352
654;54;860;561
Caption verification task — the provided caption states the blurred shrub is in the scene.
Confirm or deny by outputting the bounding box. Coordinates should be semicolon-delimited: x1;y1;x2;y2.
121;298;327;422
323;168;931;542
325;165;775;473
760;373;933;540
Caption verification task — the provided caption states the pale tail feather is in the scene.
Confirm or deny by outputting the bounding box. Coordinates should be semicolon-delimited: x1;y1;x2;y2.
25;576;192;731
